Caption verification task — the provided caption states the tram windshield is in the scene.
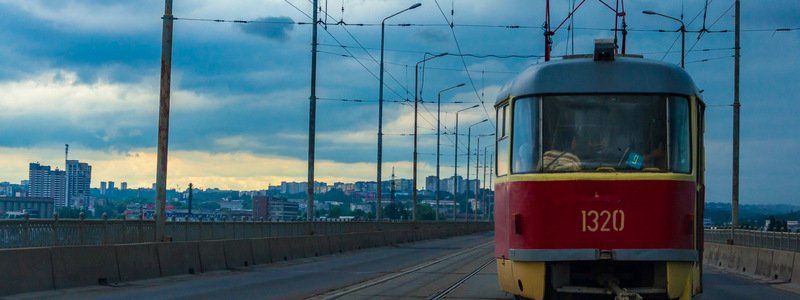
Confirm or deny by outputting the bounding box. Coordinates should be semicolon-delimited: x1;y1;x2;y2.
511;94;691;173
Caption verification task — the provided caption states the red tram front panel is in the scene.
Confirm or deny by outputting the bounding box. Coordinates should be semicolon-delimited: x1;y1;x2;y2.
495;179;695;258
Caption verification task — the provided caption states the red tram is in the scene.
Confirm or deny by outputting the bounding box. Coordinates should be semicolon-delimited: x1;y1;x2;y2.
494;41;705;300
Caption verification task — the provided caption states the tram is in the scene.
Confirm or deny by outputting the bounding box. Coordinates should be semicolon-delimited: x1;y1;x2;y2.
494;40;705;300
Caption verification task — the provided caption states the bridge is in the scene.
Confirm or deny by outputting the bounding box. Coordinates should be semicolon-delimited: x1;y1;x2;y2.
1;221;799;299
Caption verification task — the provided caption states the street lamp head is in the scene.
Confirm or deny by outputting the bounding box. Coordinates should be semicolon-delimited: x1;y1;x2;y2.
436;52;449;57
470;104;480;109
456;83;466;87
409;3;422;10
642;10;656;15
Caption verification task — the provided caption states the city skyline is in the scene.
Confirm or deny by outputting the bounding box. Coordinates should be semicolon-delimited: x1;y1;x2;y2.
0;1;797;204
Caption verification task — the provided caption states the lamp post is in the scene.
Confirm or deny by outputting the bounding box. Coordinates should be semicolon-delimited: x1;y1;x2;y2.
482;144;492;221
412;52;448;221
466;119;488;221
452;105;479;220
475;135;493;221
643;10;686;68
377;3;421;221
435;83;464;221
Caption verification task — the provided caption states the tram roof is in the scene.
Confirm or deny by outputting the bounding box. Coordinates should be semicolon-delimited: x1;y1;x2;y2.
495;56;700;105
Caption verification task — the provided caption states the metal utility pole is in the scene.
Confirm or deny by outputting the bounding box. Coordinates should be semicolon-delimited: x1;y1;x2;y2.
732;0;741;237
482;146;489;221
64;144;69;208
375;3;422;220
466;119;487;221
187;183;193;217
155;0;173;242
452;105;478;220
474;137;480;221
413;52;447;221
390;166;396;205
307;0;319;222
436;83;464;221
378;3;421;222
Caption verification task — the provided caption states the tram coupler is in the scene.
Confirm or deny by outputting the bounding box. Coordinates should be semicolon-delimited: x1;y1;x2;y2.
597;274;643;300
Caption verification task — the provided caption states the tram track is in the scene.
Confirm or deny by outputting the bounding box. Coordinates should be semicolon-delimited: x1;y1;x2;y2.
309;240;493;300
427;257;495;300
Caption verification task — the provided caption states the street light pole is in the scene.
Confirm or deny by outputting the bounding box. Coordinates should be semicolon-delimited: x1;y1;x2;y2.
378;3;421;221
642;10;686;68
435;83;464;221
413;52;447;221
474;136;480;222
452;105;479;220
466;119;488;221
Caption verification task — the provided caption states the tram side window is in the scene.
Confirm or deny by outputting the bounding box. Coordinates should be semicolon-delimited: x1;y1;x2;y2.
670;97;691;173
512;98;539;173
496;104;510;176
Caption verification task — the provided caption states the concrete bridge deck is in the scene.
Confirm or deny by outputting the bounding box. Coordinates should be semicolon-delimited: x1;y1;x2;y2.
9;232;798;300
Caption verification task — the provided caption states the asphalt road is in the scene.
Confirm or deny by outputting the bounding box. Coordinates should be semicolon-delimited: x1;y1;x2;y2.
9;232;800;300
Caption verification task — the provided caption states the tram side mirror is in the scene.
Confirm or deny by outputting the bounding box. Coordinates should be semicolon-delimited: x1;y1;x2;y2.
594;38;616;61
625;152;644;170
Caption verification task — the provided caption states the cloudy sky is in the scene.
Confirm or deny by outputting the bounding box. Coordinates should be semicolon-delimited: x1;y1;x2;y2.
0;0;797;204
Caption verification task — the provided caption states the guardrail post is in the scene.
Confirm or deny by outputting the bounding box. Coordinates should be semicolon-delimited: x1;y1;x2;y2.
259;217;265;238
101;213;109;245
78;212;85;245
138;212;144;243
22;213;30;247
51;212;59;246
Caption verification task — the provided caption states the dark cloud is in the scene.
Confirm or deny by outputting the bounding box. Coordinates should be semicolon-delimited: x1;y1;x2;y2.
415;29;449;44
238;17;295;42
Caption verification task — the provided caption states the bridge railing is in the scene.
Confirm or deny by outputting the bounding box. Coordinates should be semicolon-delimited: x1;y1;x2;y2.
705;228;800;252
0;216;487;249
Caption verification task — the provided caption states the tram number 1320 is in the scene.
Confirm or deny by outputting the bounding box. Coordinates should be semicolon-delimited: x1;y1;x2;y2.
581;210;625;232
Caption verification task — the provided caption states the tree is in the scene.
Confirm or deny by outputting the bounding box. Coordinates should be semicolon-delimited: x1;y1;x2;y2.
328;205;343;218
417;203;436;221
382;203;410;220
56;207;82;219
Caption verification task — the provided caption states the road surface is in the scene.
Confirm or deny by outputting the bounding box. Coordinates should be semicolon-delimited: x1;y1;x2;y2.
10;232;799;299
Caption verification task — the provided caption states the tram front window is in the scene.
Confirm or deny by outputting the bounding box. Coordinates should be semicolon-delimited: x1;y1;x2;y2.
511;95;691;173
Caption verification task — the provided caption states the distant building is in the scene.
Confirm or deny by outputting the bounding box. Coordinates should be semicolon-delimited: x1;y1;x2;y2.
66;160;92;207
425;176;438;192
120;182;128;190
252;196;299;221
28;163;67;208
441;175;463;195
280;181;305;194
0;197;54;218
108;181;115;191
100;181;107;195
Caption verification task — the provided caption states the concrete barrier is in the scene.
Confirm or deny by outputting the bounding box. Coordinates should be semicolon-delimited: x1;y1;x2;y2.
721;244;737;270
269;237;293;262
0;247;54;295
223;239;254;269
755;248;774;278
328;234;342;254
0;224;492;296
250;238;271;265
769;249;794;282
315;235;331;256
735;245;758;275
115;243;160;282
198;240;227;272
157;241;201;276
792;252;800;286
50;245;120;289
